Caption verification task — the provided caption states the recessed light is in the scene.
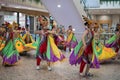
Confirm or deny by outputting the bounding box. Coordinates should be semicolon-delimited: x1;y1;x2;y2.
57;4;61;8
73;28;75;31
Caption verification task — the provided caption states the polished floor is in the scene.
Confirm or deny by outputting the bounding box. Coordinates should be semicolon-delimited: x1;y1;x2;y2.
0;50;120;80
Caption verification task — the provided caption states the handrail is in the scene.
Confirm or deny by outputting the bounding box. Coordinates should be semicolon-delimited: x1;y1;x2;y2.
80;0;91;19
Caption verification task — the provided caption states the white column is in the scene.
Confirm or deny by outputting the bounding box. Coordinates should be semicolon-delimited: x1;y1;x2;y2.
0;12;4;26
34;16;37;31
112;15;119;28
0;16;4;26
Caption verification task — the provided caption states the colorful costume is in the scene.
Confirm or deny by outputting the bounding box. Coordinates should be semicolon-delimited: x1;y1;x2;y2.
0;28;21;65
14;37;25;53
22;32;35;51
22;32;35;44
54;34;65;47
36;33;65;66
0;37;6;51
66;32;78;49
25;37;40;50
93;39;116;61
105;34;120;53
1;40;20;65
11;29;25;53
92;30;116;61
69;31;100;73
0;28;7;51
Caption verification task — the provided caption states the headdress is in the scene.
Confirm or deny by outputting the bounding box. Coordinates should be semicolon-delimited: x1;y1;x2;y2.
0;27;6;32
82;15;93;25
38;15;48;28
94;22;99;28
8;24;13;28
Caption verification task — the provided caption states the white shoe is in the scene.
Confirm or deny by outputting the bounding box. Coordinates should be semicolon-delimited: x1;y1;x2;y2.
47;66;52;71
36;66;40;70
79;73;85;77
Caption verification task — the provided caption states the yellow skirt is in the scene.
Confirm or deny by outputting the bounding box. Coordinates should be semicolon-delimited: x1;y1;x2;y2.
98;46;116;61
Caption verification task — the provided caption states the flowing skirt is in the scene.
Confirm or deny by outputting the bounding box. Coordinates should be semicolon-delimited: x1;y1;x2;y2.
1;40;20;65
37;35;65;62
66;33;78;48
69;40;100;68
94;40;116;61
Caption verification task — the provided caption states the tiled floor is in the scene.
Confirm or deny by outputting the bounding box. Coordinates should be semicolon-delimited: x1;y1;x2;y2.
0;50;120;80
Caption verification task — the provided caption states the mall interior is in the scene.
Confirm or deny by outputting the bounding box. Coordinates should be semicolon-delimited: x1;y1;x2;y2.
0;0;120;43
0;0;120;80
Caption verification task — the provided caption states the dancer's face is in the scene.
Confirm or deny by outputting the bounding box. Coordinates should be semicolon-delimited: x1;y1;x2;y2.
88;24;93;30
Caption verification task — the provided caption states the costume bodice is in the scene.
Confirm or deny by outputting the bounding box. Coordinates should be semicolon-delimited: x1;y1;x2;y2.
85;30;94;44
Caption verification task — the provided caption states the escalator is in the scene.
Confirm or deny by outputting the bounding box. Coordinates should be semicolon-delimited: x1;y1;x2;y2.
41;0;86;33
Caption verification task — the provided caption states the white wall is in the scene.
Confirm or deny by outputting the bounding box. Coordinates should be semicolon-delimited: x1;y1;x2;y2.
92;14;120;29
96;15;111;21
0;12;5;26
111;15;119;27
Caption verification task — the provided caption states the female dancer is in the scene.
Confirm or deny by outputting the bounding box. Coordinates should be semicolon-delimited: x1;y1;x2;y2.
105;25;120;60
35;16;65;71
66;25;78;52
93;23;116;62
1;24;20;66
69;16;100;77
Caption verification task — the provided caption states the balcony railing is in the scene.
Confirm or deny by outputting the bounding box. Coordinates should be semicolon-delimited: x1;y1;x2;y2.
80;0;91;19
100;0;120;8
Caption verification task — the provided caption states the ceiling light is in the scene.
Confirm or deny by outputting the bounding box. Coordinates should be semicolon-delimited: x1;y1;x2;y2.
73;28;75;31
13;12;17;16
57;4;61;8
19;13;22;17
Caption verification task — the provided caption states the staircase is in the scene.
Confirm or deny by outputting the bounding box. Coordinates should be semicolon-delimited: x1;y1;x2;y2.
41;0;86;32
41;0;89;40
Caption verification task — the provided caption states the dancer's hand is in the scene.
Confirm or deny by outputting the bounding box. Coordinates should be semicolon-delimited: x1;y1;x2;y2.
83;44;86;50
44;31;48;34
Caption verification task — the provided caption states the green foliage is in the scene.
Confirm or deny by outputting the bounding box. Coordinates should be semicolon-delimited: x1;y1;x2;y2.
34;0;41;3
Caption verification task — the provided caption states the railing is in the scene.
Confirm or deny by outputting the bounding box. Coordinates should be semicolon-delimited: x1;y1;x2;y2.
80;0;91;19
100;0;120;8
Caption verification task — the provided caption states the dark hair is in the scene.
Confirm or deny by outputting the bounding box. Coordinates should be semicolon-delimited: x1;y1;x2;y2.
2;24;5;26
26;24;29;29
115;26;119;31
68;25;72;28
84;22;88;26
115;29;119;31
